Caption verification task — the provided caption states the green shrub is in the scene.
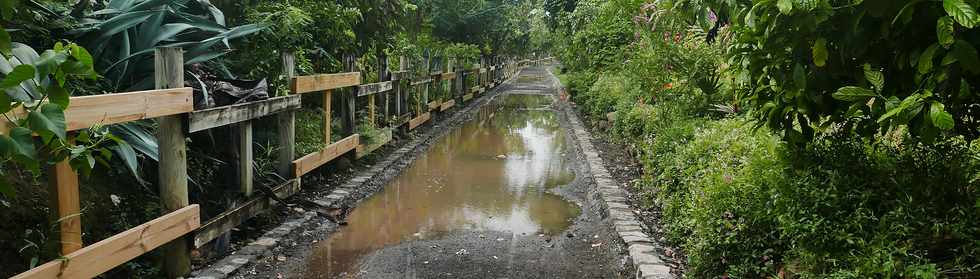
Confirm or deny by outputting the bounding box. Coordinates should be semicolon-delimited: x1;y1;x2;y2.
652;118;786;278
576;73;636;117
773;138;980;278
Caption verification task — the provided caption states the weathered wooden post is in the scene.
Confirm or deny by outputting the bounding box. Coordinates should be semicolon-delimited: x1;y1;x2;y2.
278;51;296;179
395;55;412;129
340;53;357;137
378;53;390;126
423;49;430;107
397;55;407;123
155;47;192;278
238;118;252;196
447;56;456;101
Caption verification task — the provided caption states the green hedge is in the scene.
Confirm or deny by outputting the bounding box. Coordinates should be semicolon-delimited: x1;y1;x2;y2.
566;67;980;278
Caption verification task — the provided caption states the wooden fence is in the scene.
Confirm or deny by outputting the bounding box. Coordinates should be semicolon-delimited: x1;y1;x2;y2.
6;46;538;278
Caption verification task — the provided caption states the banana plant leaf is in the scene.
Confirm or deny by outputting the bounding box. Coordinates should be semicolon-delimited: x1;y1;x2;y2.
59;0;265;184
72;0;264;91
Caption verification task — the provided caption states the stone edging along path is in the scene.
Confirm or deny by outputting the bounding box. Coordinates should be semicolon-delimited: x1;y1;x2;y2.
548;67;674;279
190;71;520;279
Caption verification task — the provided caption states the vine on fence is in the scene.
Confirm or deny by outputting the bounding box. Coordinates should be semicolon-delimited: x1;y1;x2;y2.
0;29;119;198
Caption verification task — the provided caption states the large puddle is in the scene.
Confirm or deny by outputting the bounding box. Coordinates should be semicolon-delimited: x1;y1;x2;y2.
305;94;580;278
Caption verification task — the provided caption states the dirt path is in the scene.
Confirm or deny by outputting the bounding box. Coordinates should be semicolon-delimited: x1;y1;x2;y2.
193;66;630;279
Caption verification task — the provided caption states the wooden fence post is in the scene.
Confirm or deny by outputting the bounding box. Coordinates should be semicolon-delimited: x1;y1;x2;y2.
340;53;357;137
397;55;406;121
48;159;82;255
238;121;253;197
278;52;297;178
155;47;192;278
379;53;390;127
423;49;430;107
448;57;456;101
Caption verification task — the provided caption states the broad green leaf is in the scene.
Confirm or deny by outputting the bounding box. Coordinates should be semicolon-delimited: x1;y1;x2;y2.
938;17;956;48
942;52;959;65
880;92;924;123
833;86;876;102
185;50;230;64
93;10;156;41
0;64;34;89
111;140;140;182
944;0;980;28
47;82;69;109
147;23;197;48
813;38;828;67
69;44;93;68
34;49;69;79
4;127;36;160
777;0;793;14
952;40;980;73
918;44;939;74
863;64;884;92
28;103;66;142
930;102;955;130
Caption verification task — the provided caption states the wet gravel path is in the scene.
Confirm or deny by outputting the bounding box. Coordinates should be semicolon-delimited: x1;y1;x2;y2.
195;66;629;279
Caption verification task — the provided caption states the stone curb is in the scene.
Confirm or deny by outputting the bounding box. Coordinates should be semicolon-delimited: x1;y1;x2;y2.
189;212;315;279
189;69;522;279
549;68;674;279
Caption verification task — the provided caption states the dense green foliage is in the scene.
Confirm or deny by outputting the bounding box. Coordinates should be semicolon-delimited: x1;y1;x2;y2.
551;0;980;277
0;0;544;277
708;0;980;144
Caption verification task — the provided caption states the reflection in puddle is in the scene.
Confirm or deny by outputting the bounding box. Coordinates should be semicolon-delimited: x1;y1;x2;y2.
306;94;579;278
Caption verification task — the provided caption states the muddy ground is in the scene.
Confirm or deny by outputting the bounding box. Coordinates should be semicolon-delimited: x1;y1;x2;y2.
203;66;632;279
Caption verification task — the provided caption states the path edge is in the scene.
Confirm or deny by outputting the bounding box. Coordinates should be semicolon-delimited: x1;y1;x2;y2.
549;66;674;279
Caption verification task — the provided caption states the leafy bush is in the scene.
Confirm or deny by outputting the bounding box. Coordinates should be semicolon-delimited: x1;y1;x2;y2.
575;73;636;117
551;0;980;277
710;0;980;143
652;118;785;278
773;137;980;278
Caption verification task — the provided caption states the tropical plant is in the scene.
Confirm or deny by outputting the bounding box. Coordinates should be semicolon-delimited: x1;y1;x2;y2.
0;35;120;197
716;0;980;143
69;0;264;91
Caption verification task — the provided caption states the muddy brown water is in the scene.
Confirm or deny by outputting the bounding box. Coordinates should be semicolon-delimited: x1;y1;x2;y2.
306;94;581;278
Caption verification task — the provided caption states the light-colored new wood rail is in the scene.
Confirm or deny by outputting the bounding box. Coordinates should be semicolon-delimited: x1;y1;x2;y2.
408;112;431;130
427;101;441;111
0;88;193;134
11;205;200;279
291;72;361;94
440;100;456;111
292;134;360;177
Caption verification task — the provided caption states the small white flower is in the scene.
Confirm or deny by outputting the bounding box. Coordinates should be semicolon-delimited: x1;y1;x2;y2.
110;194;122;206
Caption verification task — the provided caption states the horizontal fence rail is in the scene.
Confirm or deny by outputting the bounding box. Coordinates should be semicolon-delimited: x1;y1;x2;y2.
5;47;546;278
